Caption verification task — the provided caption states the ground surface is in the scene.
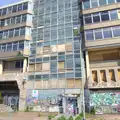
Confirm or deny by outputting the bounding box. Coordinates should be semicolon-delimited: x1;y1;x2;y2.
0;112;120;120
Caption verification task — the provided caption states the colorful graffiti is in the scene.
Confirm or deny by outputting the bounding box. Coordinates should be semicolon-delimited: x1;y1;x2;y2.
90;92;120;114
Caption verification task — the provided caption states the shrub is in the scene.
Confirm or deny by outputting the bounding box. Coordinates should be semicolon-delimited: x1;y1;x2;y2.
58;115;66;120
75;116;82;120
90;107;95;115
48;115;56;120
68;116;74;120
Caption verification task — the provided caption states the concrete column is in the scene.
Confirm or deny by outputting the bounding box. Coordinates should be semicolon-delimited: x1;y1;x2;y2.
85;51;90;79
106;69;110;87
63;97;66;113
114;68;119;82
97;69;101;83
0;61;3;74
77;96;82;114
19;89;26;111
23;58;27;73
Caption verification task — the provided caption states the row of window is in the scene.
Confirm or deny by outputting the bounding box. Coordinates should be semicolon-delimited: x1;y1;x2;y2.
0;41;27;52
0;27;27;40
0;14;27;27
83;0;120;10
0;2;28;16
28;72;81;80
34;0;78;15
4;60;23;69
83;9;119;25
85;26;120;40
30;55;80;63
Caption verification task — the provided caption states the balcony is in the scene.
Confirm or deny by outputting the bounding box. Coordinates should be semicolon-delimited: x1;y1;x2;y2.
86;37;120;50
0;50;29;60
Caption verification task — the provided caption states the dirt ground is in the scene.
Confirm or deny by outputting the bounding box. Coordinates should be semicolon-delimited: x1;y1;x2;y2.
0;112;120;120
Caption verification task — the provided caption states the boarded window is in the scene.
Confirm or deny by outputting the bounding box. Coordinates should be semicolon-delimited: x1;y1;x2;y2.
42;62;50;71
92;71;98;83
109;69;116;81
29;64;35;72
58;61;65;70
100;70;107;82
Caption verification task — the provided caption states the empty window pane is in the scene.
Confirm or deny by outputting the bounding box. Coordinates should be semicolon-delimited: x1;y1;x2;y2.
9;30;14;37
15;28;19;36
16;16;21;23
22;14;27;22
11;17;16;24
84;14;92;24
101;11;109;21
93;13;100;23
23;2;28;10
2;8;7;15
0;32;3;39
91;0;98;8
113;26;120;37
99;0;107;6
110;10;118;20
83;1;90;9
103;28;112;38
95;29;102;39
12;5;17;12
18;4;23;11
20;28;25;36
108;0;115;4
85;30;94;40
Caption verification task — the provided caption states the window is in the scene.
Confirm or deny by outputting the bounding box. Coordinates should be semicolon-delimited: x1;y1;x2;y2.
75;58;81;68
15;28;20;36
103;28;112;38
84;14;92;24
12;5;17;12
9;29;14;38
0;10;2;16
22;14;27;22
3;31;8;39
66;60;73;69
18;4;23;11
93;13;100;23
13;42;18;51
6;18;11;26
16;16;21;23
85;30;94;40
101;11;109;21
91;0;98;8
65;27;72;38
117;0;120;2
2;8;7;15
2;44;6;52
58;61;65;69
83;0;90;9
108;0;115;4
11;17;16;24
94;29;102;39
19;41;24;50
7;7;12;13
15;60;23;68
50;61;57;72
112;26;120;37
99;0;107;6
23;2;28;10
1;20;5;27
110;10;118;20
42;62;50;71
20;27;25;36
7;43;12;51
0;32;3;39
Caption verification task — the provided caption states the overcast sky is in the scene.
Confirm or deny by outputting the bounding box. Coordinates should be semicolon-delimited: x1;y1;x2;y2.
0;0;20;6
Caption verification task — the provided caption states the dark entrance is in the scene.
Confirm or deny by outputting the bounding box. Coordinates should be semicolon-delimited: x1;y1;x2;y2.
0;81;19;111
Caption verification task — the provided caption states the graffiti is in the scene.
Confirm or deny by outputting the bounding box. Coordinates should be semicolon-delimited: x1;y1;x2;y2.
90;92;120;113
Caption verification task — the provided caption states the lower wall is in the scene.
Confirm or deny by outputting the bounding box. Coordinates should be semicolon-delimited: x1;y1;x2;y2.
90;90;120;114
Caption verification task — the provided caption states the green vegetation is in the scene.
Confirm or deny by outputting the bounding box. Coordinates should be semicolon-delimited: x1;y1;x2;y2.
68;116;74;120
75;115;82;120
90;107;96;115
57;115;66;120
48;115;56;120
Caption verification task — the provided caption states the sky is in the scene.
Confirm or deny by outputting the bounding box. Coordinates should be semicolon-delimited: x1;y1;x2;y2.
0;0;21;6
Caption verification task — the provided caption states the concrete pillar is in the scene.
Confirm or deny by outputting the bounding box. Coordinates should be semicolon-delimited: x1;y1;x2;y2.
85;51;91;86
0;61;3;74
97;69;101;83
63;97;66;113
19;89;26;111
106;69;110;87
77;96;82;114
114;68;119;83
23;58;27;73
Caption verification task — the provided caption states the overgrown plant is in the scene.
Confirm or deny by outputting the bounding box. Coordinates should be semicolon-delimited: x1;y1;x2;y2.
68;116;74;120
75;115;82;120
57;115;66;120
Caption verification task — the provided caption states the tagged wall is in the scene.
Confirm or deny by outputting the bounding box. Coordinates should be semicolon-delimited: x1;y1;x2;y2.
90;91;120;114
